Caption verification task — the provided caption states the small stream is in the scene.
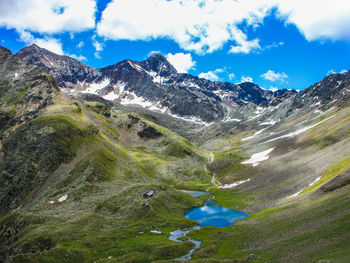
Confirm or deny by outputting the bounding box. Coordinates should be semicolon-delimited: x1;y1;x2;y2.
168;190;249;261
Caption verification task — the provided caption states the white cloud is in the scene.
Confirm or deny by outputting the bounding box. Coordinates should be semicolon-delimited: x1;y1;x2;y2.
93;40;103;52
166;52;196;73
76;41;84;49
228;73;235;81
275;1;350;41
92;34;104;59
94;52;101;59
147;50;161;57
327;69;348;75
265;41;284;50
97;0;350;55
18;30;64;55
97;0;271;55
70;54;87;61
261;70;288;82
199;68;224;81
0;0;96;34
240;76;253;83
228;28;261;54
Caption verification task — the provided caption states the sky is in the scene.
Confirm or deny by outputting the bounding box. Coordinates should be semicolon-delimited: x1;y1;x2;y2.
1;0;350;91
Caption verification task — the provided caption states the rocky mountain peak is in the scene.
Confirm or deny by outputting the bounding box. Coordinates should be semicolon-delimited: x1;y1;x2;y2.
0;45;13;59
141;52;177;76
17;44;100;89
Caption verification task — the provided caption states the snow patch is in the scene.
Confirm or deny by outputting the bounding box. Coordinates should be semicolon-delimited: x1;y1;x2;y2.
242;148;274;167
148;102;168;113
217;178;251;189
58;194;67;202
120;91;153;107
168;112;213;126
261;116;335;144
150;230;162;234
287;176;321;198
222;116;241;123
102;81;127;100
260;120;276;126
85;78;110;94
241;127;269;141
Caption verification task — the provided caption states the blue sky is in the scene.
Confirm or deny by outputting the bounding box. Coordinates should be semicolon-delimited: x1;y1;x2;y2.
1;0;350;91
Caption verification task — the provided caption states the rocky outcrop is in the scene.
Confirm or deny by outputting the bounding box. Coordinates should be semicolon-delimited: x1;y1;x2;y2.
0;46;57;138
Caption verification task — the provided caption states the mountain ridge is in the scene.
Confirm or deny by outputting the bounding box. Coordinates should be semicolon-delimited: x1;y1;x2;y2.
16;44;295;123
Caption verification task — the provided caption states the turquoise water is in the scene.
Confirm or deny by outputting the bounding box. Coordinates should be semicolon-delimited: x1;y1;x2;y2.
185;200;249;227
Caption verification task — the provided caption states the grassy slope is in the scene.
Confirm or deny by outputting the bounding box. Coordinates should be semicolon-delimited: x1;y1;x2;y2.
0;95;212;262
2;90;350;262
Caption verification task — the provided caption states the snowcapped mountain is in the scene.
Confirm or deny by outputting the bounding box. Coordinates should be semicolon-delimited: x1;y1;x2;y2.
17;45;295;124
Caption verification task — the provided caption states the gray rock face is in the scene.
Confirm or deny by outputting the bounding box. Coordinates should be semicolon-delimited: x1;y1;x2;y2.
0;46;57;137
16;44;101;89
0;46;60;214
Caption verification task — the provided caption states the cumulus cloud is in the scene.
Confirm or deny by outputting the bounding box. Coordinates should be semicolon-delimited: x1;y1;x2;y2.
228;28;261;54
261;70;288;82
97;0;271;55
240;76;253;83
166;52;196;73
276;1;350;41
96;0;350;55
0;0;96;34
199;68;224;81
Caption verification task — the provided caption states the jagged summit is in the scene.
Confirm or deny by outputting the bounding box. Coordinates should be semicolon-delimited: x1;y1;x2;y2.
17;44;100;89
141;52;177;76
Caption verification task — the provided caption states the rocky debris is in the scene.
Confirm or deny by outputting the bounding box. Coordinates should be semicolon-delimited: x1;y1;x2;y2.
143;190;154;198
